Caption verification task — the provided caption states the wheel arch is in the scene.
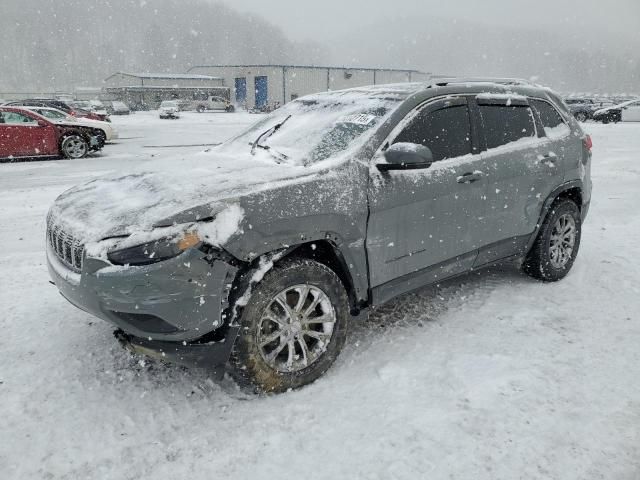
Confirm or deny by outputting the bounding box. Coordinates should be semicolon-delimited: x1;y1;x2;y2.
225;238;365;322
285;240;362;315
525;181;583;254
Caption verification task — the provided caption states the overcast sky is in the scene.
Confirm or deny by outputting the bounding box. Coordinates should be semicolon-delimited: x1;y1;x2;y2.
219;0;639;42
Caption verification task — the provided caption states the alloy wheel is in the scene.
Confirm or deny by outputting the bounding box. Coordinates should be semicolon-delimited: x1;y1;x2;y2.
63;136;87;158
257;284;336;373
549;214;576;269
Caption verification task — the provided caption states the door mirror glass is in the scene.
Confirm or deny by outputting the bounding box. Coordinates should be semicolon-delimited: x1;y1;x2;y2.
377;142;433;171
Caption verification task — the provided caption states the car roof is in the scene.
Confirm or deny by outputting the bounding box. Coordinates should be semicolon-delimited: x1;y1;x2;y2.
24;106;67;113
316;77;558;104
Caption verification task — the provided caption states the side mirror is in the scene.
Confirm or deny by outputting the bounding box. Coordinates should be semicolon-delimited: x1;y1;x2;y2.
37;120;48;127
377;142;433;172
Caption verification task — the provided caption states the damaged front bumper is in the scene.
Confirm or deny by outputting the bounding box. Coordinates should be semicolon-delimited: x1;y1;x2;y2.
115;326;240;377
47;243;242;370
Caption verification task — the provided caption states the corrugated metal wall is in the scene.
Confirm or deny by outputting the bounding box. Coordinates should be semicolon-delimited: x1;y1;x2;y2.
188;65;429;108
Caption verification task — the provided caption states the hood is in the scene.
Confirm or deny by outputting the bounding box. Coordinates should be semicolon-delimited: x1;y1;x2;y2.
48;148;323;244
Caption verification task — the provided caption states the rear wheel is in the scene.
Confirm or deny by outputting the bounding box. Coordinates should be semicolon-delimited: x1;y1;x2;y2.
196;105;206;113
60;135;88;159
230;258;349;393
575;111;588;122
523;198;581;281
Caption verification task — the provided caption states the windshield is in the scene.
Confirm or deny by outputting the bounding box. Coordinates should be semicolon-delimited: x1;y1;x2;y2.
161;101;178;108
220;93;401;165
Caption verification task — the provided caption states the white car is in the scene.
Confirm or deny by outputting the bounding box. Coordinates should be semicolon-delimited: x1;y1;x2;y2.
593;99;640;123
25;106;119;142
159;101;180;119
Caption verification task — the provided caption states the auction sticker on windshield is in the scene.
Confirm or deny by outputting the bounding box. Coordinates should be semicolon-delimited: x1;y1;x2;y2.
337;113;377;125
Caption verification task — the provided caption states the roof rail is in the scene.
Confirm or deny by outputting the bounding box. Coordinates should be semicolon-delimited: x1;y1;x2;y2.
432;77;535;87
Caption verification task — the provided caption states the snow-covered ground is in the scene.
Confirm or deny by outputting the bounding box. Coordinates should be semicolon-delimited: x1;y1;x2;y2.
1;112;639;479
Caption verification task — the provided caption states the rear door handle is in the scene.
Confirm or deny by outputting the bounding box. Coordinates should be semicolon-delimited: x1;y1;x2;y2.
457;171;483;184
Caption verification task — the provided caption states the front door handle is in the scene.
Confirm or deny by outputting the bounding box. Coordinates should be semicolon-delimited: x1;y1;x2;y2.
457;171;483;184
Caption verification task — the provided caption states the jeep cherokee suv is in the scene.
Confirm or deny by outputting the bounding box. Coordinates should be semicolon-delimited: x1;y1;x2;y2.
46;79;592;392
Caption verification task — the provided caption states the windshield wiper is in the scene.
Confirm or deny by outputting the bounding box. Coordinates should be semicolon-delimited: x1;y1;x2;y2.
250;114;292;157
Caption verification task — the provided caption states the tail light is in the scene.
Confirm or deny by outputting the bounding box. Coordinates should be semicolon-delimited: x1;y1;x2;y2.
584;135;592;152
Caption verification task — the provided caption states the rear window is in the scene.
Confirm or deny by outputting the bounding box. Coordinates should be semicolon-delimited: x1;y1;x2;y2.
479;105;536;150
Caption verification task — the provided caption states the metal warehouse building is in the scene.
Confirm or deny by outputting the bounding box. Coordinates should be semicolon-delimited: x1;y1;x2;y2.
103;72;229;108
187;64;429;109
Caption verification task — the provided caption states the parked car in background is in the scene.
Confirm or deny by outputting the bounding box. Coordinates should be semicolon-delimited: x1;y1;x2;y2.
46;79;592;392
193;95;235;113
68;100;109;116
103;100;131;115
159;100;180;119
0;107;103;160
25;106;119;142
593;99;640;123
563;98;598;122
3;99;110;122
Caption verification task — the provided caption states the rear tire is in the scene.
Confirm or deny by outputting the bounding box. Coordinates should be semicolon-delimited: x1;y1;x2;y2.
523;198;581;282
196;105;205;113
230;258;349;393
575;111;588;122
60;135;88;159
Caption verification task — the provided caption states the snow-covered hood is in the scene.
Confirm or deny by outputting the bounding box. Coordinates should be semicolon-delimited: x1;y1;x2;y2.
48;149;323;245
593;105;619;116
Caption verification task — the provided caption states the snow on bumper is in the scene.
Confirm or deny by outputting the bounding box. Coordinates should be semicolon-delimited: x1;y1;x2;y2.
47;243;238;344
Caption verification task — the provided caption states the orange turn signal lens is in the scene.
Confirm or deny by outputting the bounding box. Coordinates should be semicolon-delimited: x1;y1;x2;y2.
176;232;201;251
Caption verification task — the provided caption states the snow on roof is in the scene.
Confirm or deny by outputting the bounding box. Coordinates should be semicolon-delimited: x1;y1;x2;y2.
114;72;221;80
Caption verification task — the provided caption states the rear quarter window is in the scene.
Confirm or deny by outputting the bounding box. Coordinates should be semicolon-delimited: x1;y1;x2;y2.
531;99;570;139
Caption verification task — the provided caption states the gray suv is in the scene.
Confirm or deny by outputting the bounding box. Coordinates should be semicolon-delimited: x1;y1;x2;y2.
46;79;592;392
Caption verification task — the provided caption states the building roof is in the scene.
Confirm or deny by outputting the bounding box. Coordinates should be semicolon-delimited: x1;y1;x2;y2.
187;64;427;74
106;72;222;81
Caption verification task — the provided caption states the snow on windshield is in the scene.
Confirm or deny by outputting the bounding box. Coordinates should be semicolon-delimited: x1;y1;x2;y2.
220;91;403;165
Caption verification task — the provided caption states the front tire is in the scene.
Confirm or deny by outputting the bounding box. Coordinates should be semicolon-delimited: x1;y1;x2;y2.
230;258;349;393
575;111;588;122
60;135;88;159
523;198;581;281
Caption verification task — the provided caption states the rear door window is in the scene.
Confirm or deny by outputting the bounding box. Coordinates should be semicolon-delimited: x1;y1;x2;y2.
479;105;537;149
393;101;472;161
531;99;569;139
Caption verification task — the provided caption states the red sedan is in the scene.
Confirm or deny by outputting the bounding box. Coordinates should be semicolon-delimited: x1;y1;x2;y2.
0;107;103;161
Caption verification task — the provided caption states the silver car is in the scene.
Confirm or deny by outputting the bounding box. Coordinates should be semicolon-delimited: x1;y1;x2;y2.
46;79;592;392
159;100;180;119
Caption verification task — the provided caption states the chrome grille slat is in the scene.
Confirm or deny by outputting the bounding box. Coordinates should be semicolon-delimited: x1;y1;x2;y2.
47;217;85;272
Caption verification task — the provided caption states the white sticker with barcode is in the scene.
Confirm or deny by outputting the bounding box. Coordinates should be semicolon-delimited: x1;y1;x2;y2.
338;114;376;125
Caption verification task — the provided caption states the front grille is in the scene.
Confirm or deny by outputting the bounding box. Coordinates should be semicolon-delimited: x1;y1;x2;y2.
47;218;85;272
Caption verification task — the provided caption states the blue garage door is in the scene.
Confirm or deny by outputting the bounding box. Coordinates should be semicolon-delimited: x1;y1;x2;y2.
235;77;247;104
255;76;268;109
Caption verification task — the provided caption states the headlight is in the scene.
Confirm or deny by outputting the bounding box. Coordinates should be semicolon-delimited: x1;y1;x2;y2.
107;231;201;266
